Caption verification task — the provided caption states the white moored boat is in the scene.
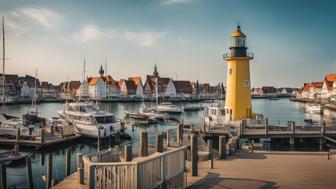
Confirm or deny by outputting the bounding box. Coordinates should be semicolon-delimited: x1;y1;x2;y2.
58;102;121;138
306;104;324;114
156;102;184;114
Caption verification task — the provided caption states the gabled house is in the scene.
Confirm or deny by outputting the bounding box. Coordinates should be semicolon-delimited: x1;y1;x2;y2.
143;65;164;97
322;73;336;98
77;79;89;98
103;75;120;98
88;77;106;99
128;77;144;97
165;78;176;97
261;86;277;96
40;81;58;98
173;80;193;98
119;79;136;96
20;81;32;98
58;81;81;99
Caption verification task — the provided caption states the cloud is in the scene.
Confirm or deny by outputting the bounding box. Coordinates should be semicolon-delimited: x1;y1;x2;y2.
122;31;166;46
73;24;166;46
161;0;193;5
73;24;104;42
18;7;61;30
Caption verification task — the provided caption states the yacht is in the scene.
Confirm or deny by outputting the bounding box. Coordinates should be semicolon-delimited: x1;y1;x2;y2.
204;105;226;127
156;102;184;114
58;102;121;138
306;104;324;114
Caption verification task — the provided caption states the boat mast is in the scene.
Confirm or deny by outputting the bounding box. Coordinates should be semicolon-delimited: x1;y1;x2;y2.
66;76;70;105
2;16;5;112
32;69;38;114
155;77;159;107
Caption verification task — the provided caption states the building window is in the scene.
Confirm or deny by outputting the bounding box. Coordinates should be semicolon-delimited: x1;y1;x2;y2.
229;69;232;75
244;80;249;87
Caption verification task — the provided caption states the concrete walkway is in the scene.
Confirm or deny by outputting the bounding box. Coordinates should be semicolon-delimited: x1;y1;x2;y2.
187;151;336;189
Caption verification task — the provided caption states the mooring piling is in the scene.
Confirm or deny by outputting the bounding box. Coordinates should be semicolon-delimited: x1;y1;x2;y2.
140;131;148;156
26;155;34;189
191;133;198;176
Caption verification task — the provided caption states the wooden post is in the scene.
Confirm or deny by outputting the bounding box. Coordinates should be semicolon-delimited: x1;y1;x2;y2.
121;122;125;134
191;133;198;176
40;152;45;166
265;118;269;137
177;124;183;146
97;129;101;151
40;129;45;143
50;125;54;135
26;156;34;189
46;153;53;189
16;128;20;141
320;121;326;151
241;120;245;136
208;139;213;169
65;148;71;176
14;144;19;156
1;163;6;189
140;132;148;157
251;141;254;153
291;121;295;135
29;128;33;135
61;128;64;138
89;164;95;189
166;130;171;147
219;136;226;159
289;137;295;151
156;134;163;153
77;153;84;184
124;144;132;162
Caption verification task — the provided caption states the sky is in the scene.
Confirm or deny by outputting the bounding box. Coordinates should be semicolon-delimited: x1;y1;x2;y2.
0;0;335;87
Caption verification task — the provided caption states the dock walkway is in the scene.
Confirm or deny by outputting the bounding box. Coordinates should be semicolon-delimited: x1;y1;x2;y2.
187;150;336;189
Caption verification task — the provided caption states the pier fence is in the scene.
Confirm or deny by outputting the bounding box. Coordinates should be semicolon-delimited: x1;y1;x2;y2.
82;146;187;189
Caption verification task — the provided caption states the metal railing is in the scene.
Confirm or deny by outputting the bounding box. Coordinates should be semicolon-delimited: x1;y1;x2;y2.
83;147;187;189
223;52;254;59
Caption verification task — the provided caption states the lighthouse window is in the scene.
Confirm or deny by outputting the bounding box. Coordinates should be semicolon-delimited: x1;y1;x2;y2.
244;80;249;87
229;69;232;75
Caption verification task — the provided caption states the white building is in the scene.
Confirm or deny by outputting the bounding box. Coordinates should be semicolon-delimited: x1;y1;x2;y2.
88;77;107;99
165;78;176;97
128;77;144;97
20;81;32;98
77;80;89;98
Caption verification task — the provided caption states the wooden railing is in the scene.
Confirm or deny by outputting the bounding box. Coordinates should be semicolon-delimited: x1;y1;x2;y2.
83;147;187;189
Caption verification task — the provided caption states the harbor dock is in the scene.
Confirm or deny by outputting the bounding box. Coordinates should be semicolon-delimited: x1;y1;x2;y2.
0;126;80;149
187;151;336;189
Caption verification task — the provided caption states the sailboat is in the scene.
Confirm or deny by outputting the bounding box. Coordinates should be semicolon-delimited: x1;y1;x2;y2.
0;16;18;121
0;17;41;137
22;69;46;125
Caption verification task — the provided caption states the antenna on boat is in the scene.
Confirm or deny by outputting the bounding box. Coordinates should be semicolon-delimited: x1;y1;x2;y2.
1;16;5;113
66;76;70;106
31;69;38;114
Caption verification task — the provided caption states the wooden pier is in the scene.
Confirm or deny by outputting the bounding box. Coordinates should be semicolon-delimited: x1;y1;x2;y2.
0;126;80;149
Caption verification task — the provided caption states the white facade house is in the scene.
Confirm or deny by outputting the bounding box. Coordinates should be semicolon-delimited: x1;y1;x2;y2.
128;77;144;97
88;77;107;99
165;79;176;97
20;81;32;98
77;80;89;97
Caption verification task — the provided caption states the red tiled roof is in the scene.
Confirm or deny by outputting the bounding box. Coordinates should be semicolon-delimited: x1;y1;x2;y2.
128;77;142;86
325;73;336;82
88;77;101;86
173;80;192;94
161;78;171;91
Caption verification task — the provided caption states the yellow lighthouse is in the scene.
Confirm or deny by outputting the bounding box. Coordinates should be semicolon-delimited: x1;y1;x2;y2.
224;24;253;121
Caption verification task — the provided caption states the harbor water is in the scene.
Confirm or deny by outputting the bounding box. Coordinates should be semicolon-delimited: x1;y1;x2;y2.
2;98;336;189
